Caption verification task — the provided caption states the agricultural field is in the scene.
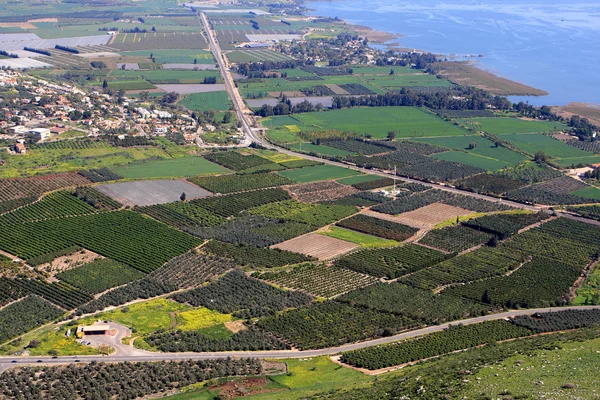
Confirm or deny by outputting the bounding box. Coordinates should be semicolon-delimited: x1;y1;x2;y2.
56;258;144;294
265;107;467;140
204;240;312;269
288;143;355;158
97;180;212;207
203;151;279;172
413;135;528;168
136;201;225;229
272;233;359;260
278;164;361;183
287;180;358;203
336;214;418;241
335;244;449;279
255;264;379;298
499;133;600;163
319;227;399;248
119;49;215;65
0;211;201;274
226;49;293;63
338;283;489;324
0;296;65;344
248;200;357;226
149;250;236;289
189;172;292;194
460;117;567;134
111;156;230;179
180;91;231;112
418;224;494;253
171;269;313;318
386;202;475;229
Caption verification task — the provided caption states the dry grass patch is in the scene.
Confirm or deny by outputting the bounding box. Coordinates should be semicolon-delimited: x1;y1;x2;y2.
391;203;474;229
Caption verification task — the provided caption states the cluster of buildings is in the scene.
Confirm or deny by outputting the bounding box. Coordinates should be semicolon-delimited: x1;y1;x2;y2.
0;70;225;152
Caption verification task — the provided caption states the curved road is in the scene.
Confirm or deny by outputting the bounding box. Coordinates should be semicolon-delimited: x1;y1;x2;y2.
2;306;599;372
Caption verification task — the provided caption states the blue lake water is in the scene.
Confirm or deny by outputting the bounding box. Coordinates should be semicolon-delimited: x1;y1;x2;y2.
306;0;600;106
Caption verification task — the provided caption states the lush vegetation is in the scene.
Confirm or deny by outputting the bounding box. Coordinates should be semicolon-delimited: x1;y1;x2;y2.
185;216;316;247
278;164;361;183
568;204;600;221
0;191;98;226
203;240;313;268
149;250;235;289
73;187;122;210
338;283;489;324
463;212;550;239
78;167;121;183
56;259;145;294
145;327;288;353
336;214;418;241
350;177;395;190
419;224;494;253
189;172;293;194
136;202;224;228
171;270;313;318
192;188;291;217
255;264;379;298
248;200;357;226
73;278;178;316
340;320;532;370
258;301;416;350
0;296;64;344
203;151;277;172
0;358;262;400
372;189;512;215
5;279;92;310
335;244;450;279
0;211;201;273
511;309;600;332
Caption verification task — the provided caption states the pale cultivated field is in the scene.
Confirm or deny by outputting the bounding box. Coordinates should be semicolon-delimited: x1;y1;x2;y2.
287;181;358;203
272;233;359;260
394;203;474;228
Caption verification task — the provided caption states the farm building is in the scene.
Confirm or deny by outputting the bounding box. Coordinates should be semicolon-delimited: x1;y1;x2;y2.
28;127;51;141
76;324;109;338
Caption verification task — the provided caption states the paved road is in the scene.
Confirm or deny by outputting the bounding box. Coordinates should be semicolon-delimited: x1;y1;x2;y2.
2;306;599;372
199;12;253;146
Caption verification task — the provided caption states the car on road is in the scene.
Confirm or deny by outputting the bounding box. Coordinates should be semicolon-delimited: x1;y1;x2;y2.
10;360;16;363
36;360;42;363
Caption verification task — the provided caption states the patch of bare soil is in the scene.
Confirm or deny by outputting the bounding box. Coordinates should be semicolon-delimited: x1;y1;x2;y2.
37;249;104;278
272;233;359;260
28;18;58;23
351;24;401;43
0;22;37;29
225;320;248;333
268;91;304;98
552;102;600;127
209;377;285;399
430;61;548;96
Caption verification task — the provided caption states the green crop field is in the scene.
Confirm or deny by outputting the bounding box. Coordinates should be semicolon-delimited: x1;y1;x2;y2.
112;156;230;179
226;50;293;63
180;91;232;112
571;186;600;200
289;143;355;157
336;174;382;185
278;165;361;183
412;136;528;167
266;108;466;139
119;49;215;64
460;117;567;134
431;151;512;171
320;227;398;248
111;69;220;84
499;133;596;160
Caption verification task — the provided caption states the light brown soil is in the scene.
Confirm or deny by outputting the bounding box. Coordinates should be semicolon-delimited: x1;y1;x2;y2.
286;181;358;203
225;320;248;333
209;377;285;398
268;91;305;98
392;203;474;229
552;102;600;126
272;233;359;260
28;18;58;23
325;84;349;95
0;22;37;29
351;24;401;43
430;61;548;96
36;249;104;277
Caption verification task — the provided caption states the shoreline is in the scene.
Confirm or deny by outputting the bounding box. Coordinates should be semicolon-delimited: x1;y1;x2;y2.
304;1;587;104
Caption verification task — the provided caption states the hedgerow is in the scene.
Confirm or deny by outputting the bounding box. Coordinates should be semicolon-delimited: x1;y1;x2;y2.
203;240;313;268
